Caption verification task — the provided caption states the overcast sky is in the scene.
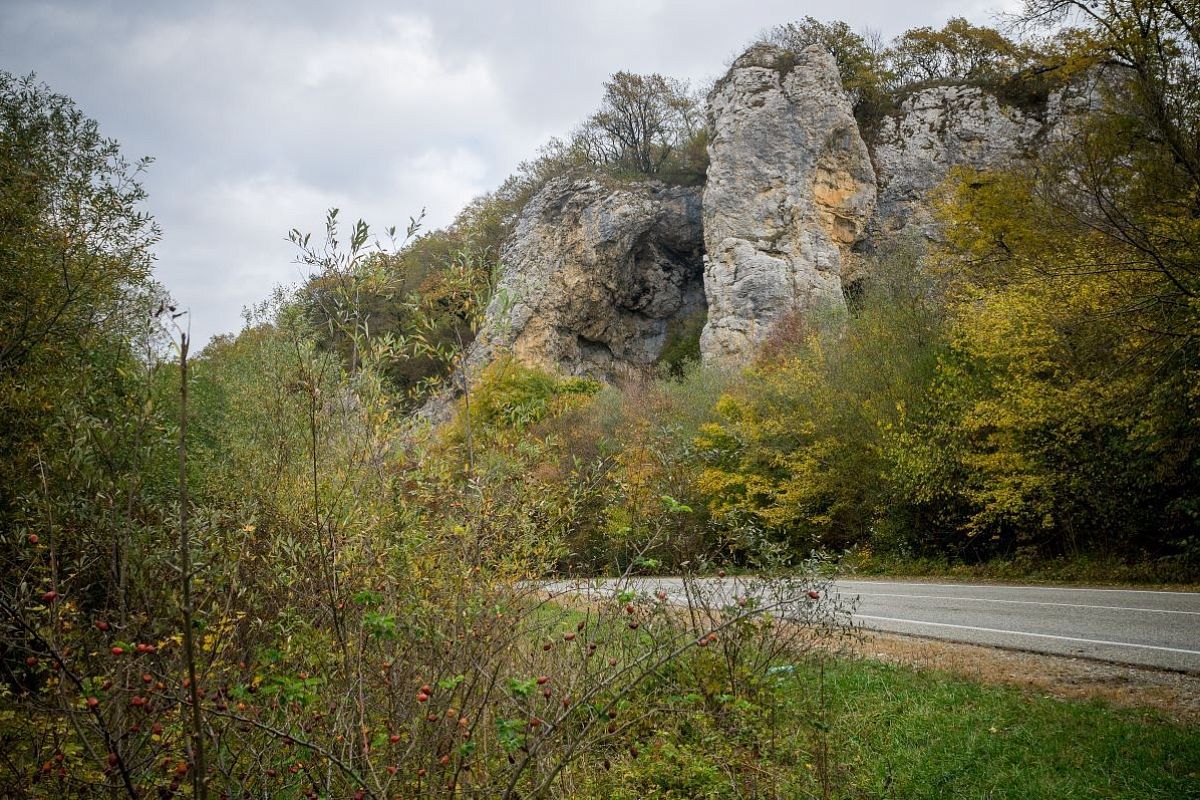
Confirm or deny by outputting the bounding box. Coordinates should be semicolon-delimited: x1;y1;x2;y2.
2;0;1017;347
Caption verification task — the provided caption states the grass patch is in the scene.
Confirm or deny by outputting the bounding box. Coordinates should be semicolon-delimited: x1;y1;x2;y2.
794;658;1199;798
586;652;1200;798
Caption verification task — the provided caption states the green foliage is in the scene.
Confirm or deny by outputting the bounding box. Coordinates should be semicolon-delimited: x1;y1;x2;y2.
845;548;1200;586
463;357;600;435
297;202;498;408
0;71;165;533
656;308;706;375
763;17;1063;134
495;69;707;197
781;658;1200;798
683;8;1199;566
0;73;175;690
6;15;1200;797
574;71;703;179
859;0;1200;560
763;17;893;117
533;362;736;572
0;72;160;374
916;1;1200;553
888;17;1037;85
896;159;1198;556
695;248;945;552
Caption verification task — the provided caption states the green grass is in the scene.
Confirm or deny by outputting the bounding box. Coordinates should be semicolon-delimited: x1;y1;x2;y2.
783;658;1198;799
588;654;1199;799
535;599;1197;798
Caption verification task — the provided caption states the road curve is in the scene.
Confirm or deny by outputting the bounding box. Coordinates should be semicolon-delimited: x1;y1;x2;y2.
551;578;1200;672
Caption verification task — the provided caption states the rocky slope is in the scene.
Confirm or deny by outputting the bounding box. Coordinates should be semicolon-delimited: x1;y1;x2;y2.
450;42;1097;387
464;176;704;381
870;77;1101;243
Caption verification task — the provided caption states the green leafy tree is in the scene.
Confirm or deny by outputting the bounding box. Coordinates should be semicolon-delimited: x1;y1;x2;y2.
0;72;166;604
887;17;1035;84
0;72;160;374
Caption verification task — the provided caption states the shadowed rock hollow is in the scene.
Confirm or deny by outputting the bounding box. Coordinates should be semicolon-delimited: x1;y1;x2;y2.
464;176;705;382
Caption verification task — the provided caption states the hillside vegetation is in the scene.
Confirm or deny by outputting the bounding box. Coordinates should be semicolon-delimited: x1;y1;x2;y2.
1;2;1198;797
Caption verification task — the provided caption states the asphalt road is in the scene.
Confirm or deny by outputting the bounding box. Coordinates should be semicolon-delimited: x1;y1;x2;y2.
830;579;1200;673
550;578;1200;672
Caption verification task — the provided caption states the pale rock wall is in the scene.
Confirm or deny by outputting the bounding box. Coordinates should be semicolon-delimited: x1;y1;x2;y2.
699;44;877;365
453;46;1104;386
463;176;704;382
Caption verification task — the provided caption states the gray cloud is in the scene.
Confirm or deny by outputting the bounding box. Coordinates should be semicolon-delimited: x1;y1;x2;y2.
1;0;1017;345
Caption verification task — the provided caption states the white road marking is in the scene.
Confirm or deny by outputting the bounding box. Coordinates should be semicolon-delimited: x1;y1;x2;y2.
840;591;1200;616
839;580;1200;597
853;614;1200;656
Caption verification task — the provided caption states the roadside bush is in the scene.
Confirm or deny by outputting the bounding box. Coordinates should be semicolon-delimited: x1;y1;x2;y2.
695;248;945;554
533;362;736;573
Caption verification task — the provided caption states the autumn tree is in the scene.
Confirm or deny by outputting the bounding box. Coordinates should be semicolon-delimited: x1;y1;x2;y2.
887;17;1036;84
763;17;892;111
574;71;700;176
694;248;945;553
1020;0;1199;309
911;1;1200;556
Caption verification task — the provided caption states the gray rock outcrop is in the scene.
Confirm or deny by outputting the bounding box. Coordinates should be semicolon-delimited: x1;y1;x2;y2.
445;45;1109;392
870;78;1103;244
464;176;705;381
700;44;877;364
870;85;1042;243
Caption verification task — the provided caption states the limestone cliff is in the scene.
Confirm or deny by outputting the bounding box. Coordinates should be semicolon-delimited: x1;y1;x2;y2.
464;176;704;382
870;78;1100;243
450;43;1097;387
700;44;876;364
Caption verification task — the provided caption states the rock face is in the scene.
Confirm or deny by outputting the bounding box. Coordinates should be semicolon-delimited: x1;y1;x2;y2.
452;45;1105;386
870;79;1102;244
465;176;705;381
699;44;877;364
871;85;1042;243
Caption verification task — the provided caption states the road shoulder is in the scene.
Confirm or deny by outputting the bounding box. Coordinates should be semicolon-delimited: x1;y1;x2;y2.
848;629;1200;725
